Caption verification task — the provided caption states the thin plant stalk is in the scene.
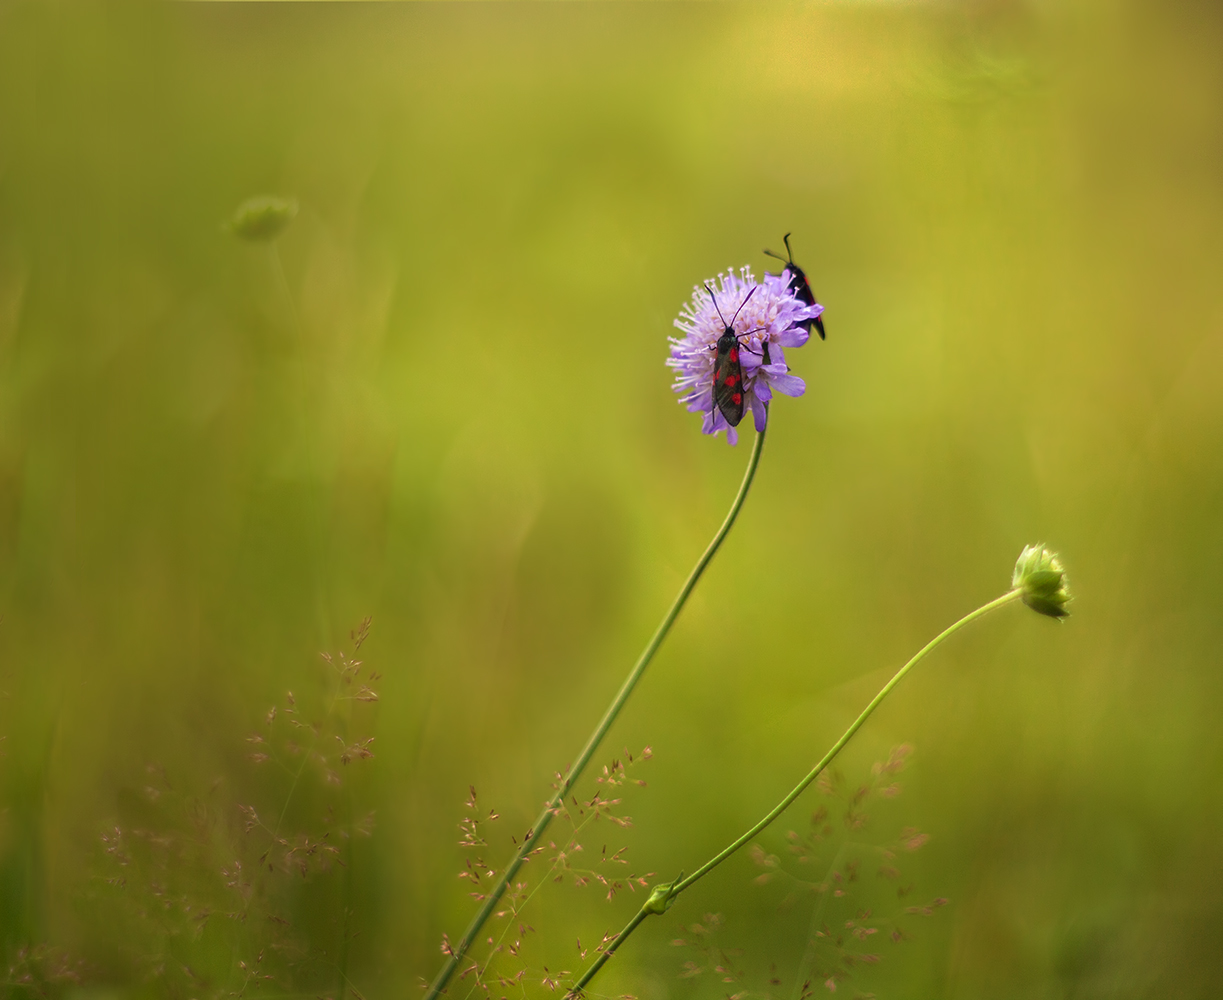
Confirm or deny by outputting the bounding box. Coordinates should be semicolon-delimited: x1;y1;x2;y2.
424;424;769;1000
266;241;333;647
568;587;1024;997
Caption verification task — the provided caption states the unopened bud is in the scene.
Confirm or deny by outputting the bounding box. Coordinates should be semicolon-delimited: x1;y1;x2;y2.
1012;544;1071;619
226;195;298;242
643;873;683;915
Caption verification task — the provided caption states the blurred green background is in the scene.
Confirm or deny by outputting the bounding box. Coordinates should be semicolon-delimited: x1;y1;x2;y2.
1;0;1222;997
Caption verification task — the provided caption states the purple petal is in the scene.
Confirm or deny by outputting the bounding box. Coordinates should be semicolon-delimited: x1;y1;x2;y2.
726;425;738;446
684;386;713;410
750;393;767;431
769;372;806;397
779;327;810;348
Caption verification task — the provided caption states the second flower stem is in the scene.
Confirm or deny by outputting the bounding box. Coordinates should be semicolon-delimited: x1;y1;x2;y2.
568;586;1024;997
423;425;768;1000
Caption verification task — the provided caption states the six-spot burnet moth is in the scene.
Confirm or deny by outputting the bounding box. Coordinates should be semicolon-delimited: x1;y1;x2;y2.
705;283;766;429
764;232;825;340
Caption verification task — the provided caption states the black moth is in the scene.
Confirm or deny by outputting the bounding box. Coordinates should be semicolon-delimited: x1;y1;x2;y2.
705;283;764;429
764;232;825;340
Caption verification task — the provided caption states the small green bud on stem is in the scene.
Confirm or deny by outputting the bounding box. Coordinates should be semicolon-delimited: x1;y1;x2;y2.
1012;544;1071;619
643;873;682;915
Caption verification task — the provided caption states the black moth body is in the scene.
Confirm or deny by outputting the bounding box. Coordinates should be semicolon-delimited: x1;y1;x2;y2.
712;325;746;427
706;283;761;429
764;232;825;340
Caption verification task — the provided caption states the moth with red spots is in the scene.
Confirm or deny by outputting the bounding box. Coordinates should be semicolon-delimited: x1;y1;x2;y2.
764;233;825;340
705;283;763;428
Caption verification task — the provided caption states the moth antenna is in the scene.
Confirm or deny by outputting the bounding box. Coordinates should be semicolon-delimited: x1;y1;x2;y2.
704;283;729;328
728;285;758;328
762;247;788;263
782;232;795;263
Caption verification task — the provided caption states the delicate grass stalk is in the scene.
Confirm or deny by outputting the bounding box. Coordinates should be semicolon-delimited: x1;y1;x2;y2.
567;587;1025;997
337;716;355;1000
424;424;769;1000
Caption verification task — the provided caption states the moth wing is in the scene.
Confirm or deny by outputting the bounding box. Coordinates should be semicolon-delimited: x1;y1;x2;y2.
793;268;817;308
790;264;825;339
712;341;745;427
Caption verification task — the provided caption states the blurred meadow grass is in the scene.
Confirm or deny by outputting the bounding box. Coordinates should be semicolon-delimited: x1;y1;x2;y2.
1;0;1222;997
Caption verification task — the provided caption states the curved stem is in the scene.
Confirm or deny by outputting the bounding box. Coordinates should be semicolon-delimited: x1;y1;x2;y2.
567;908;649;996
676;588;1021;891
424;425;768;1000
568;587;1023;997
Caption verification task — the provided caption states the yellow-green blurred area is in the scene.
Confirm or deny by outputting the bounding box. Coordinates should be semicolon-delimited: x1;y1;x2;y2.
1;0;1222;997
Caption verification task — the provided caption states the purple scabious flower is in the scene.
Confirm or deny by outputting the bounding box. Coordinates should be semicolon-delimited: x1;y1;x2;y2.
667;267;823;445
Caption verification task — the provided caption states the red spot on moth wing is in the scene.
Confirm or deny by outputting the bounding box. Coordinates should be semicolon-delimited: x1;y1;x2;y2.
729;348;739;362
731;392;742;405
724;374;738;387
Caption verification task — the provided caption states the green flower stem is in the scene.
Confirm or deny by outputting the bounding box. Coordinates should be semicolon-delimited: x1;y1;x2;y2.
567;586;1024;998
424;425;768;1000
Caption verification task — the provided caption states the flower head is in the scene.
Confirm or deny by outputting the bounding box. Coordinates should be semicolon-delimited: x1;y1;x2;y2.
226;195;298;242
1012;544;1071;619
668;267;823;444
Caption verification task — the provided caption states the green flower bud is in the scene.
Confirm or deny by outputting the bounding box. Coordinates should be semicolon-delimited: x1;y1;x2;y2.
1012;544;1071;619
643;873;683;915
226;195;298;242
